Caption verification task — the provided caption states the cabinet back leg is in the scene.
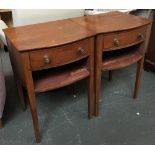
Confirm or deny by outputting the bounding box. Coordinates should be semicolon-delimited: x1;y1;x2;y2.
0;118;3;128
109;70;112;81
88;76;94;119
68;83;77;98
17;83;26;111
14;74;26;112
133;58;144;99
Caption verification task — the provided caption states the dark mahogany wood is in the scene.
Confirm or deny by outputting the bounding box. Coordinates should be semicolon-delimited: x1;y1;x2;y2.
29;38;92;71
87;38;94;119
4;19;95;52
4;17;95;142
70;11;151;34
134;26;152;98
21;52;41;143
4;11;152;142
34;66;90;93
103;26;146;51
102;52;142;71
71;11;151;116
144;11;155;72
94;34;103;116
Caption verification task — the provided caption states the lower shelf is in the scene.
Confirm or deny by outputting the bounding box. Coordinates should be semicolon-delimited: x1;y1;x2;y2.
102;51;142;71
33;65;89;93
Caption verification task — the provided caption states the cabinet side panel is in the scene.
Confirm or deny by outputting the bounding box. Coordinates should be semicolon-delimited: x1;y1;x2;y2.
6;37;26;87
146;13;155;61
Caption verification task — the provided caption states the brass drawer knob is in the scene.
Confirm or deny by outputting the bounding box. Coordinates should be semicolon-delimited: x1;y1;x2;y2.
138;33;144;40
43;55;51;64
113;38;120;47
77;47;86;55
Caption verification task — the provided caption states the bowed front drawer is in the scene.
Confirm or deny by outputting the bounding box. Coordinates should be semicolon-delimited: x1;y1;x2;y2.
29;38;92;71
103;26;147;51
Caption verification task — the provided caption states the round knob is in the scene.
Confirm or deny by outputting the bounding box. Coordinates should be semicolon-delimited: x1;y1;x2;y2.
138;33;144;40
113;38;120;47
43;55;51;64
77;47;86;55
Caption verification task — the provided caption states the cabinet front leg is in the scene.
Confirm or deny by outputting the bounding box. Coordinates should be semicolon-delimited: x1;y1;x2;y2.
94;35;103;117
28;92;41;143
21;53;41;143
133;58;144;99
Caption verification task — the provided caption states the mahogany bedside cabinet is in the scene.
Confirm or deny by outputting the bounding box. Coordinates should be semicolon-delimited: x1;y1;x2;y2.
3;19;95;143
71;11;152;116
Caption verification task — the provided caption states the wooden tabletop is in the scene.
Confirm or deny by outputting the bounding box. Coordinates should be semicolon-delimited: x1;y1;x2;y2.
4;11;151;52
71;11;151;34
4;19;95;52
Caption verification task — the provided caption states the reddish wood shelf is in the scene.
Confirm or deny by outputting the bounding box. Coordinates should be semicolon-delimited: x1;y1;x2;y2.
102;51;142;71
33;65;89;93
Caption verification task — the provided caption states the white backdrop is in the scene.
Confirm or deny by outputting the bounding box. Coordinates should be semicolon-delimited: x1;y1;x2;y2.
12;9;85;26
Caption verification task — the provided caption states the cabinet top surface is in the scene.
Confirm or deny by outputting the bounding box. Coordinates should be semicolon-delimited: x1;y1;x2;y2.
71;11;151;34
4;19;95;52
4;11;151;52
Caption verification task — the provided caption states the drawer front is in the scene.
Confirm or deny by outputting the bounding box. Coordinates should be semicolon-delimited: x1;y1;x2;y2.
103;27;147;51
30;38;93;70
